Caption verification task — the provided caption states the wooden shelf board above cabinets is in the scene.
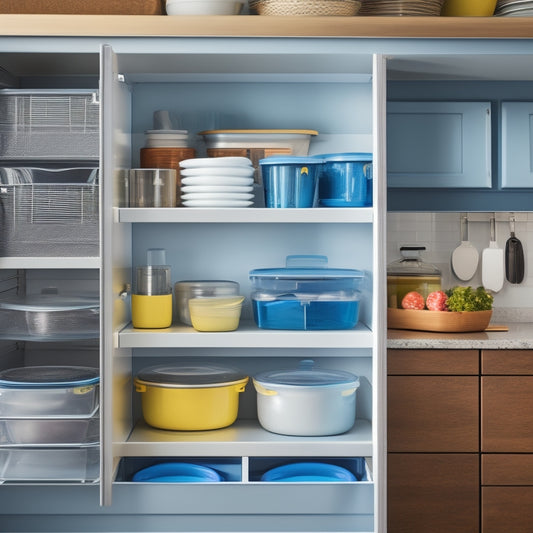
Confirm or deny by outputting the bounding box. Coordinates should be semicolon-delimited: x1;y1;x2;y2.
1;14;533;39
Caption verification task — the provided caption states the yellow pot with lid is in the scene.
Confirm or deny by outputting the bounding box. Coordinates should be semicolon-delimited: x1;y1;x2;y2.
387;246;442;309
135;363;248;431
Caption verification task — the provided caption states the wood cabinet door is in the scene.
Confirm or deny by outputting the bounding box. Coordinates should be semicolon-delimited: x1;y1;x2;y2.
483;487;533;533
482;376;533;452
388;453;479;533
388;375;479;452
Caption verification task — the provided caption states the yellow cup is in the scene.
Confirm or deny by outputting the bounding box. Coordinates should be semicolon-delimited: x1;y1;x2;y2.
441;0;497;16
131;294;172;329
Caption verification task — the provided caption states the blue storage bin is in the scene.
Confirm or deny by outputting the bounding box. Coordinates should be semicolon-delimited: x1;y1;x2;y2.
249;255;363;330
315;152;372;207
259;156;323;208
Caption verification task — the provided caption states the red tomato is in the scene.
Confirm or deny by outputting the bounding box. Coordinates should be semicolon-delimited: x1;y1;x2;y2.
426;290;448;311
401;291;425;310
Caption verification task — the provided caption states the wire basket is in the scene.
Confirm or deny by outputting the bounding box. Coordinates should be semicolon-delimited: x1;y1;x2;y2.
249;0;361;15
0;90;99;160
0;168;99;257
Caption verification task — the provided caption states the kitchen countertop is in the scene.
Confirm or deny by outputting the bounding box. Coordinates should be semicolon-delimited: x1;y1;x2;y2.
387;308;533;350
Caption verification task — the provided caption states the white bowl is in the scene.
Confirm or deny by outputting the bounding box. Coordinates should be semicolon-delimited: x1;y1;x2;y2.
166;0;243;15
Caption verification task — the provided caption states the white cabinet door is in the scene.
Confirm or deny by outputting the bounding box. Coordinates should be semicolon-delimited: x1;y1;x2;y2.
387;101;492;188
501;101;533;188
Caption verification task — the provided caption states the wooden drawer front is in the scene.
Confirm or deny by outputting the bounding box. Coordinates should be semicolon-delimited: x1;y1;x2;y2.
388;453;479;533
482;350;533;375
388;376;479;452
482;376;533;452
482;454;533;485
482;487;533;533
388;349;479;375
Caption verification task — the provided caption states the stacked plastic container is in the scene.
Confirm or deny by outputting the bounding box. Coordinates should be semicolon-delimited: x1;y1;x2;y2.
0;366;100;483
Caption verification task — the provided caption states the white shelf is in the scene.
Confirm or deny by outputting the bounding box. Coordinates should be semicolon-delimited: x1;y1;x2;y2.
0;257;100;270
118;419;373;458
119;320;373;349
118;207;373;224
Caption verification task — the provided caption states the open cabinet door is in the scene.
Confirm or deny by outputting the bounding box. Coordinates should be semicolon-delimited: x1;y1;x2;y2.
99;44;133;506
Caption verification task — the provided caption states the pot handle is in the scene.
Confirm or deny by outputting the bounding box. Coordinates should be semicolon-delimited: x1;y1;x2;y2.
135;383;147;393
254;381;277;396
235;381;248;393
341;388;357;397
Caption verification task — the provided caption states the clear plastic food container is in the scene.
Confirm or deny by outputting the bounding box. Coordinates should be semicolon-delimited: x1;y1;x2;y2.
0;292;100;340
0;366;100;418
249;255;363;330
0;445;99;483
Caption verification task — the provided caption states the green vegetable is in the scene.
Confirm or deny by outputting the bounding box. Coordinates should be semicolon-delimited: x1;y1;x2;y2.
445;286;493;312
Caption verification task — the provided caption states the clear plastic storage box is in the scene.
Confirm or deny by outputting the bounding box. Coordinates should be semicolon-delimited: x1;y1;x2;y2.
249;255;364;330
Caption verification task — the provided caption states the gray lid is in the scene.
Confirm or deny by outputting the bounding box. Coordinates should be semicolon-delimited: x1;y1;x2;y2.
387;246;441;277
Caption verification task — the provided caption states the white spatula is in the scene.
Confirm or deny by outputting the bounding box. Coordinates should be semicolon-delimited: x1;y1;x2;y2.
451;214;478;281
482;214;505;293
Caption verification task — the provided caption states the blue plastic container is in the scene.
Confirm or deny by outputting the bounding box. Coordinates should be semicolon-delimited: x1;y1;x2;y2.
132;462;223;483
315;152;373;207
259;156;323;208
249;255;363;330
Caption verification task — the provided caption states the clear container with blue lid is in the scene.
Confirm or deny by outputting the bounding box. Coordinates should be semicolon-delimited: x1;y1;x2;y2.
249;255;363;330
0;366;100;418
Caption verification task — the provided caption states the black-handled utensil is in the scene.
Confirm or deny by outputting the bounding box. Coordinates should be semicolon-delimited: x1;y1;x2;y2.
505;215;525;284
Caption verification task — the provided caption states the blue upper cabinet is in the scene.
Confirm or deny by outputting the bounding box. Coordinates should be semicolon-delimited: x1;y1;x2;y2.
387;101;492;188
501;102;533;188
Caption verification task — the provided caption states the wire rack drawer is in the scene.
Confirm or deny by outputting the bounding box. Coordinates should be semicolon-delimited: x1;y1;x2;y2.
0;167;99;257
0;90;99;161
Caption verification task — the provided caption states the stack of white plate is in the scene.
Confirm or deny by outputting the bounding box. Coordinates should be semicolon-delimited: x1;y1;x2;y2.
495;0;533;16
145;130;189;148
179;157;255;208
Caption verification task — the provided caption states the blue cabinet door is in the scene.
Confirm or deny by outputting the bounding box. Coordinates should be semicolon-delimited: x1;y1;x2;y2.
387;101;492;188
501;101;533;188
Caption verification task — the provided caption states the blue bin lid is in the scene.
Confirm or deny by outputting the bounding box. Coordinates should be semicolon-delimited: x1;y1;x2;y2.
249;255;363;280
261;462;357;482
259;156;324;166
314;152;372;162
132;463;223;483
0;366;99;388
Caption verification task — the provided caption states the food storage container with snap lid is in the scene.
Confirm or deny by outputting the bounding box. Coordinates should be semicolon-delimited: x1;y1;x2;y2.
0;365;99;418
134;363;248;431
253;359;360;436
249;255;363;330
387;246;442;309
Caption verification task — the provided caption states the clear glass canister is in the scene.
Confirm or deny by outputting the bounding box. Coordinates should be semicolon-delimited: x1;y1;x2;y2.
387;246;441;309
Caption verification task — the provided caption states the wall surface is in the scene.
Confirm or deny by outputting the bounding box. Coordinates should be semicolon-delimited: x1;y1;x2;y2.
387;212;533;309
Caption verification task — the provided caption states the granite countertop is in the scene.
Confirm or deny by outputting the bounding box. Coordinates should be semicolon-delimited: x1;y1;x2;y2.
387;308;533;350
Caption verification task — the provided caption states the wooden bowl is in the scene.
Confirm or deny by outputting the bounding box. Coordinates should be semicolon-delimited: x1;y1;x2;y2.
387;308;492;333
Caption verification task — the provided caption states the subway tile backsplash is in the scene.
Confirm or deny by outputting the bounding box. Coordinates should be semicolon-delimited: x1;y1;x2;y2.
387;212;533;309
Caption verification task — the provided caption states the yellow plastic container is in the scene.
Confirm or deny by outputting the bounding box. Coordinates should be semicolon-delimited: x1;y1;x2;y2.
135;376;248;430
441;0;497;16
131;294;172;329
188;296;244;332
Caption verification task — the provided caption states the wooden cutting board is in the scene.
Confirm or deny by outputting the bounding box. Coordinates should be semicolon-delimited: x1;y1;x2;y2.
0;0;164;14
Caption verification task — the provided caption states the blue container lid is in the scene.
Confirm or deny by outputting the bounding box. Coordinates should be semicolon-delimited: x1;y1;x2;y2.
132;463;223;483
314;152;372;162
0;366;99;388
249;255;363;280
261;462;357;482
259;156;324;166
254;359;359;388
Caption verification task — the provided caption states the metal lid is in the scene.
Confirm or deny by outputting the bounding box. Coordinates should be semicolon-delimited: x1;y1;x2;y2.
254;360;359;388
0;366;99;388
174;280;239;294
136;363;248;388
387;246;441;277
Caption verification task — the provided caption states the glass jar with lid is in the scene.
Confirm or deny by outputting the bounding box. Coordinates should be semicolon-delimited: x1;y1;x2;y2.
387;246;441;309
